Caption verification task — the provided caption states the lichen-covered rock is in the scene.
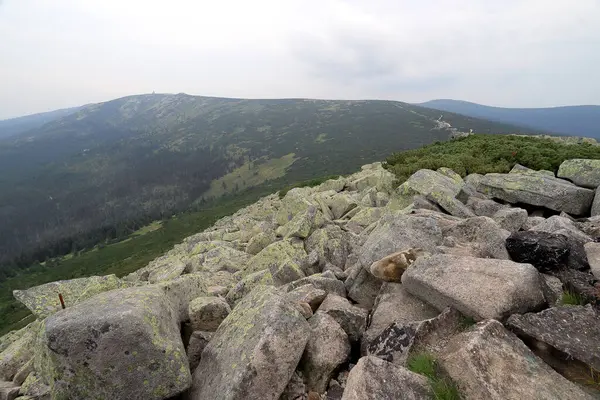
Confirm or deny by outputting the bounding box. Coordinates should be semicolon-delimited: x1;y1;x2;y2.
276;206;326;239
361;283;438;355
189;286;310;400
398;169;462;198
191;244;251;274
509;164;554;177
327;193;358;220
439;320;594;400
243;239;308;277
0;322;38;382
557;158;600;188
344;266;383;309
35;286;190;400
154;273;208;322
285;275;347;298
523;216;546;230
225;270;274;306
285;285;327;312
148;260;187;283
13;275;127;319
507;305;600;372
540;274;564;306
305;225;352;269
475;172;594;215
348;207;384;227
402;255;545;321
246;231;277;255
592;186;600;216
276;188;317;226
300;313;350;393
317;295;367;343
18;372;50;399
492;207;528;232
341;356;431;400
189;297;231;332
442;216;511;259
466;197;508;217
280;371;308;400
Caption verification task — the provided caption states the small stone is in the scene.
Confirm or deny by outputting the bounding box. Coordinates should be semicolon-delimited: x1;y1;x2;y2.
492;207;528;232
317;295;368;343
285;284;328;312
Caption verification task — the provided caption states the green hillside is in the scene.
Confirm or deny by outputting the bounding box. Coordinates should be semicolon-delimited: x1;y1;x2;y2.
0;94;543;276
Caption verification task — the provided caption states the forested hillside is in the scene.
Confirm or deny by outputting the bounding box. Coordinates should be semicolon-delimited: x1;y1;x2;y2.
0;93;543;278
0;106;81;139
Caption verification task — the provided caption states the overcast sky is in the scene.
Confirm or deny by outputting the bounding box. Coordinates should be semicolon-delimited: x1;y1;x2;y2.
1;0;599;119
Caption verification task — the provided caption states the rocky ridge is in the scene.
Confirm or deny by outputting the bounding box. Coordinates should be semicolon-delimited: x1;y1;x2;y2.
2;160;600;400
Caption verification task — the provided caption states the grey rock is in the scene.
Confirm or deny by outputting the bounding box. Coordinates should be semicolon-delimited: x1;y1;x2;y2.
35;286;190;400
277;206;326;239
439;319;594;400
476;172;594;215
154;273;208;322
540;274;564;306
510;164;554;177
557;158;600;188
442;216;511;259
328;193;358;220
11;357;33;386
361;283;439;355
0;322;37;382
398;169;462;198
493;207;528;232
0;381;20;400
226;270;274;306
552;268;599;306
523;216;546;230
301;313;351;393
506;231;570;272
12;275;127;319
148;260;186;283
187;331;213;372
456;183;486;204
244;239;308;278
507;305;600;371
323;263;347;280
341;356;431;400
466;197;508;217
305;225;352;269
285;285;328;312
592;186;600;216
345;266;382;309
246;231;277;255
317;295;368;343
189;296;231;332
285;275;347;298
189;286;310;400
280;371;307;400
366;308;464;366
584;242;600;279
402;255;545;320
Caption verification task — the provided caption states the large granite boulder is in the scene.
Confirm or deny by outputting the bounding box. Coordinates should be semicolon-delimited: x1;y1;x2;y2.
35;286;190;400
492;207;528;232
246;231;277;255
402;255;545;320
361;283;439;354
276;188;317;226
189;286;310;400
154;273;209;322
475;172;594;215
300;313;350;393
507;305;600;372
439;320;594;400
442;216;511;259
190;244;251;274
341;356;431;400
13;275;127;319
276;206;325;239
189;296;231;332
317;295;367;344
305;225;352;269
557;159;600;188
327;193;358;220
506;231;570;272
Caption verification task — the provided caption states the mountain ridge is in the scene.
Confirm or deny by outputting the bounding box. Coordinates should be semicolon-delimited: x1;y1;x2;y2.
419;99;600;138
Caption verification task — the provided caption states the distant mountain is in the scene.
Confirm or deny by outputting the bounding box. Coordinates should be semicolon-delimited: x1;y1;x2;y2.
0;106;82;139
419;99;600;138
0;93;543;267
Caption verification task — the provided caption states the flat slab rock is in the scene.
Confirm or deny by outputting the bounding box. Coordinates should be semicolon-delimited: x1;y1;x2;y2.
402;254;545;321
507;305;600;371
439;320;595;400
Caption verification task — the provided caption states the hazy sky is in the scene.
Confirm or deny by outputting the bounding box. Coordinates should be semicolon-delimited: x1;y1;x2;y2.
1;0;599;119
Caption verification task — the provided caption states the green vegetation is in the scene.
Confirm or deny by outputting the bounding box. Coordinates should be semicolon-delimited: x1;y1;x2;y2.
459;316;477;329
560;290;588;306
385;134;600;182
407;352;461;400
278;175;341;199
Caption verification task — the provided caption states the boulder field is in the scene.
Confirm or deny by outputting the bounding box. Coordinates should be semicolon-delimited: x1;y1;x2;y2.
2;161;600;400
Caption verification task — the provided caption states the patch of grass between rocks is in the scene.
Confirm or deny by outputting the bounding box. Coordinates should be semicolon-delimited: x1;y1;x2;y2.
407;352;461;400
